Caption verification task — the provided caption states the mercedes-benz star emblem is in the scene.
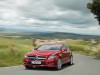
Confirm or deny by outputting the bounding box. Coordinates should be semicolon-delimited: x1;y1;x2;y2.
35;56;38;60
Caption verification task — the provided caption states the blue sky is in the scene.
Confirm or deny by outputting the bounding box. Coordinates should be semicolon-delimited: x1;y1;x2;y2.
0;0;100;35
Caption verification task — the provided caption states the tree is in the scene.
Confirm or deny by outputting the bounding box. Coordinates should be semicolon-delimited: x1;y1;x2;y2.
87;0;100;25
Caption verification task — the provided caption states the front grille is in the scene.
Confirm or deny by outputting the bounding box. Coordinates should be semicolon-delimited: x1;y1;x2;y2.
28;56;46;60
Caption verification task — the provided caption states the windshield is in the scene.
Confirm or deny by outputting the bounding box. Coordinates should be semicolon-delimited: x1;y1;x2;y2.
37;44;61;50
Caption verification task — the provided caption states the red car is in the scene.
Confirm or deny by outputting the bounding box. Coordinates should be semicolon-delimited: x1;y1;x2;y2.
23;44;73;70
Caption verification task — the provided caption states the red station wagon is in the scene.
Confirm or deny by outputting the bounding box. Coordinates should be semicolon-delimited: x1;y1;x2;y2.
23;44;73;70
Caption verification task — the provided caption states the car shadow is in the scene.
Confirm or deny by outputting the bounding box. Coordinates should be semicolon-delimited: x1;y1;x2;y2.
25;64;74;71
94;57;100;60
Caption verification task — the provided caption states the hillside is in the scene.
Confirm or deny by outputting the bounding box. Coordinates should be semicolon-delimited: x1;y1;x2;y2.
27;32;100;39
0;28;100;39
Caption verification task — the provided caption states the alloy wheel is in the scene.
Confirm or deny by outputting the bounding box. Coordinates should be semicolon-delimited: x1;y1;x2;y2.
57;58;62;70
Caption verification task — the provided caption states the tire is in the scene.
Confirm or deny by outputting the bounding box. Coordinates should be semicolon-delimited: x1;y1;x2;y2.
56;58;62;70
68;56;73;65
25;66;32;69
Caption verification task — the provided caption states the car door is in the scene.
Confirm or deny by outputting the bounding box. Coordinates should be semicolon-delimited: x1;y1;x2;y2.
62;45;70;63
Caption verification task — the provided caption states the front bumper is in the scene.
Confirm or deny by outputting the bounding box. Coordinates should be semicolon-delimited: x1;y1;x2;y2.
23;58;57;68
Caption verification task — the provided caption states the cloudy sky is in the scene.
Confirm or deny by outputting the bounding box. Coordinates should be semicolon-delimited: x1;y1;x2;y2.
0;0;100;35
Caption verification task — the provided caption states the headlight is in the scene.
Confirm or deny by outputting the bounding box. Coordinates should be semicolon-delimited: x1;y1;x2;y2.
48;55;56;60
24;54;28;58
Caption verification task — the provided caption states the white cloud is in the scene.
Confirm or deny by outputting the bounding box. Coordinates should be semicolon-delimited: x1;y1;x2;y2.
0;9;18;19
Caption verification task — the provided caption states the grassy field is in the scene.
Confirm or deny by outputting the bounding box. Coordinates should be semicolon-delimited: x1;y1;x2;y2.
0;37;33;67
0;37;100;67
66;39;100;57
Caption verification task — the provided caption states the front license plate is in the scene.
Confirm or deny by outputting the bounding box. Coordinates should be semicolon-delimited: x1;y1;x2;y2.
31;61;41;64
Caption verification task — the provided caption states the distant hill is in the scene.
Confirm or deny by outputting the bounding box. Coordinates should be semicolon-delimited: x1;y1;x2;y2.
22;32;100;39
0;28;100;39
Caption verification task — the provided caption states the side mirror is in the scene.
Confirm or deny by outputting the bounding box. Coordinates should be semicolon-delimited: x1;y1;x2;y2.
63;48;67;51
34;48;37;50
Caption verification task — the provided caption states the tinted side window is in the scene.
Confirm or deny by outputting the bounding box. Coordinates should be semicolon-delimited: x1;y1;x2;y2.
62;45;70;51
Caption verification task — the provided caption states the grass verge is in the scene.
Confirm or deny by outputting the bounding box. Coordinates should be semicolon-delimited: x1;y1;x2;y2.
0;37;33;67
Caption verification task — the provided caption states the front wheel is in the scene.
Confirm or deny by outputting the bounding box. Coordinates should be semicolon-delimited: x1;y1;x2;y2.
56;58;62;70
68;56;73;65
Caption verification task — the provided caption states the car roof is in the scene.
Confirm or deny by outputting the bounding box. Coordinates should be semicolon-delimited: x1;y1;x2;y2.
42;43;64;46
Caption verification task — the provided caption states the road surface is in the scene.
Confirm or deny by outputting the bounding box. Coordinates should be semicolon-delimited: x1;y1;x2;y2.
0;54;100;75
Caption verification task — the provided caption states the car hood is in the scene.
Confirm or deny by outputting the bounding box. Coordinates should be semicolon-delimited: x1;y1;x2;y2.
27;50;60;56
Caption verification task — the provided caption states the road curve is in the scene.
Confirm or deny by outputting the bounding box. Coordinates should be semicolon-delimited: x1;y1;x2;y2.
0;54;100;75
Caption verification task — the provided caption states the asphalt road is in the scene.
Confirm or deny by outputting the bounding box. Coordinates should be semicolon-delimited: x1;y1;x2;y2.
0;54;100;75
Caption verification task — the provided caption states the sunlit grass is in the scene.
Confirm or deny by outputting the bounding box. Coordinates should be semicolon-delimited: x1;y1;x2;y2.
65;39;99;56
0;37;33;67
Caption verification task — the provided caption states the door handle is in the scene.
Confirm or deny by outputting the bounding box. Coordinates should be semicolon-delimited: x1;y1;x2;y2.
63;51;67;53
